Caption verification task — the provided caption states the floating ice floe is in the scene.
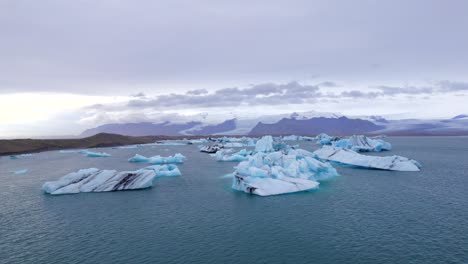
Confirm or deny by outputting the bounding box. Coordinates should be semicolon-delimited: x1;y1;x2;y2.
13;169;28;175
313;146;421;171
83;151;111;157
128;153;186;164
199;143;224;153
9;154;33;159
155;141;186;146
115;145;139;149
231;149;339;196
333;135;391;152
59;149;86;153
42;165;181;195
215;149;252;162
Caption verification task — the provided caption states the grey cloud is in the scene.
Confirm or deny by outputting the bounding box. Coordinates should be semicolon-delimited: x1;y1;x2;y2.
1;0;468;95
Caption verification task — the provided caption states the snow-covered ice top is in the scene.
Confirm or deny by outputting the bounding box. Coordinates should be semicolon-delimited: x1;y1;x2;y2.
128;153;186;164
42;165;181;195
333;135;391;152
314;146;421;171
232;149;339;196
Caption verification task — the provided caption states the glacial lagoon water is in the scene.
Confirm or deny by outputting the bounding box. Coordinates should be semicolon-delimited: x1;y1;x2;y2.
0;137;467;264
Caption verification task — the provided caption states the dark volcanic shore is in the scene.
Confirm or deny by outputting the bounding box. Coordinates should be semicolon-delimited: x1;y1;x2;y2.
0;133;168;156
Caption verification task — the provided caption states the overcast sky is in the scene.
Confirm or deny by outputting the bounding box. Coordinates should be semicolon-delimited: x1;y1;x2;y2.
1;0;467;137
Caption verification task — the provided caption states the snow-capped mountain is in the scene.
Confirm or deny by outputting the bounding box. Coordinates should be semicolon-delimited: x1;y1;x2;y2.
80;112;468;137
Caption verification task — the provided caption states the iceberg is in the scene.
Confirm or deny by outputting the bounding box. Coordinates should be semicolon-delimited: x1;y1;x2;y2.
83;151;111;157
231;149;339;196
315;133;335;145
255;136;274;152
313;146;421;171
42;168;155;195
199;143;224;153
333;135;391;152
128;153;186;164
144;164;181;177
282;135;300;141
215;149;252;162
42;165;182;195
13;169;28;175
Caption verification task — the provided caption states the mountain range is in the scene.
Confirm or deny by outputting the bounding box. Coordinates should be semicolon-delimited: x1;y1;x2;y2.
79;112;468;137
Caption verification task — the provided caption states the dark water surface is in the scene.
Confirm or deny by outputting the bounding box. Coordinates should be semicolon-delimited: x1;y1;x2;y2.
1;137;467;264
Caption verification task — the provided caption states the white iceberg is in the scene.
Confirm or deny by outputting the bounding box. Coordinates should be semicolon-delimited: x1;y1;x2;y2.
13;169;28;175
232;150;339;196
215;149;252;162
255;136;274;152
313;146;421;171
42;165;181;195
333;135;391;152
83;151;111;157
128;153;186;164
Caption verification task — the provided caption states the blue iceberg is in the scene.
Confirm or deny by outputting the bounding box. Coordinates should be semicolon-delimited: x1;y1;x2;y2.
13;169;28;175
231;149;339;196
333;135;391;152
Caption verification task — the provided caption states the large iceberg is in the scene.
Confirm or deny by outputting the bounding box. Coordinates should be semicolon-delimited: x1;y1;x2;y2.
42;165;181;195
333;135;391;152
83;151;111;157
231;149;339;196
215;149;252;162
314;146;421;171
128;153;186;164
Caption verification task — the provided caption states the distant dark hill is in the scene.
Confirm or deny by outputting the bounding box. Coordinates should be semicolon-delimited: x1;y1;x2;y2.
0;133;159;156
248;117;384;136
80;121;201;137
452;114;468;120
186;119;237;136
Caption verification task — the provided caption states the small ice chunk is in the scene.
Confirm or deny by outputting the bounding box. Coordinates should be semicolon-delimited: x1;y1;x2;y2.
13;169;28;175
83;151;111;157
